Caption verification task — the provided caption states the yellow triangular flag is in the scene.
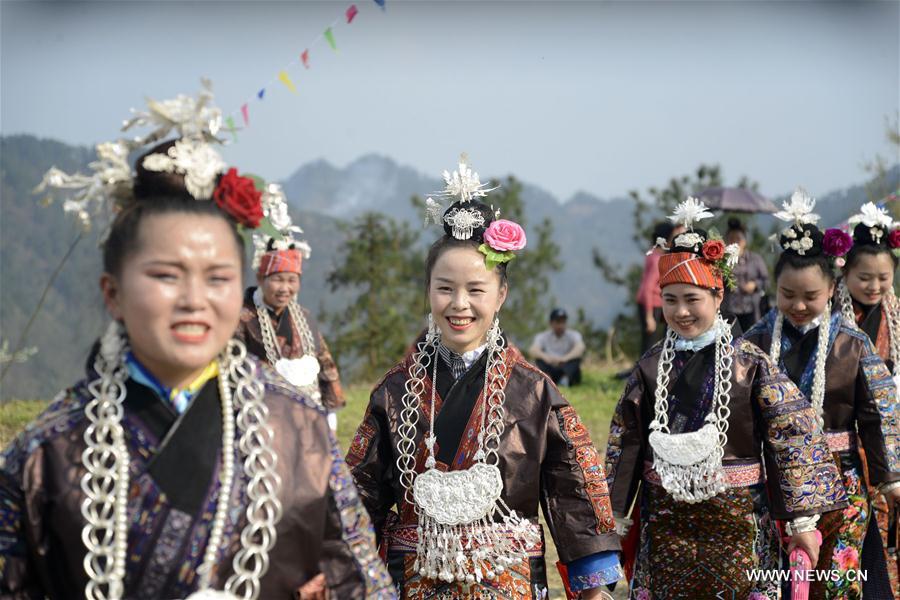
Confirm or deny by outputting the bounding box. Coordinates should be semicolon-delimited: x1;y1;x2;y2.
278;71;298;94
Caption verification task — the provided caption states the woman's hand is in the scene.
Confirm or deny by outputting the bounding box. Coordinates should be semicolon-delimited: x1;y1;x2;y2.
296;573;329;600
645;314;657;333
788;530;821;569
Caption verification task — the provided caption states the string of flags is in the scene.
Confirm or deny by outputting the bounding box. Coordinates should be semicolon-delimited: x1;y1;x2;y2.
224;0;386;141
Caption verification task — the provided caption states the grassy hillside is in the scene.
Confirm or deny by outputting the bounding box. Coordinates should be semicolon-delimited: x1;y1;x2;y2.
0;361;629;599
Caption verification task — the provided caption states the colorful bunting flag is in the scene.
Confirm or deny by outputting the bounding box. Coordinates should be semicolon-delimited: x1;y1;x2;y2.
278;71;298;94
324;27;338;52
224;0;387;137
225;116;238;142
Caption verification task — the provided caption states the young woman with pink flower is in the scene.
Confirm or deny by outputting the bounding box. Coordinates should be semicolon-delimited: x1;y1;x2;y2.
743;191;900;599
830;202;900;597
346;159;622;599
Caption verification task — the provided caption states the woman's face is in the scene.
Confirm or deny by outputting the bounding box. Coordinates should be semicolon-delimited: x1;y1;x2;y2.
661;283;722;339
776;265;835;327
844;252;895;306
428;246;508;354
101;213;244;389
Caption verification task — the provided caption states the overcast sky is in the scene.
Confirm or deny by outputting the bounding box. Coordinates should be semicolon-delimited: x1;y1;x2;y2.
2;0;898;201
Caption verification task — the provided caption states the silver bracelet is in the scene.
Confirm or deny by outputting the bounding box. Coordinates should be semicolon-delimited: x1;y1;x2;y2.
785;514;820;536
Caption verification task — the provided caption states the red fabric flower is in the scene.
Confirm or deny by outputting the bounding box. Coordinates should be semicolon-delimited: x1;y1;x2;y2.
888;229;900;249
701;239;725;261
213;168;263;228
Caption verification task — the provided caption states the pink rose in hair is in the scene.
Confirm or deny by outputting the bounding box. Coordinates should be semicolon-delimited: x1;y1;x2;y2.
822;228;852;257
889;229;900;249
484;219;527;252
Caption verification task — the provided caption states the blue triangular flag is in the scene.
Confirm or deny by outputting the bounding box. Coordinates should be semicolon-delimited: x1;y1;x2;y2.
257;88;266;100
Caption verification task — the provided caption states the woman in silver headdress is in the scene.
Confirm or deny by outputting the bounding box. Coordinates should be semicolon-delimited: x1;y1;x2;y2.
346;158;622;599
0;85;393;600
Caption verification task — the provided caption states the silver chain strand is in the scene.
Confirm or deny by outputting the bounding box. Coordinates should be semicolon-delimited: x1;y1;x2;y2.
81;326;282;600
769;302;832;429
886;289;900;377
81;321;130;600
648;314;733;503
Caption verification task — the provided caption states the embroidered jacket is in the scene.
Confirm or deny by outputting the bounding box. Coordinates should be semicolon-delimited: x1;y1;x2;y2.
347;343;621;598
235;286;345;410
606;336;848;520
0;357;393;599
743;309;900;487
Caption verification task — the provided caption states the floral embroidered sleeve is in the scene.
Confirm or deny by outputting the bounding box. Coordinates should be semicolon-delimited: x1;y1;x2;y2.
345;385;398;538
745;342;848;518
605;367;647;519
541;379;621;580
854;336;900;485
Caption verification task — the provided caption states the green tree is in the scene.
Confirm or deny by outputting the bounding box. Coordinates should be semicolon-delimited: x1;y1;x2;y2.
323;212;423;382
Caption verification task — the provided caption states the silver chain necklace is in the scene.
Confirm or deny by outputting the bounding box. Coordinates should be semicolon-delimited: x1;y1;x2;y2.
81;322;283;600
253;289;321;405
770;302;831;430
838;280;900;378
395;316;540;584
648;314;733;503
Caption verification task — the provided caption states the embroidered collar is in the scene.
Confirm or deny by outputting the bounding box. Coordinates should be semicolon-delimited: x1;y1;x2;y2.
673;324;718;352
437;343;487;379
787;314;823;335
126;352;219;414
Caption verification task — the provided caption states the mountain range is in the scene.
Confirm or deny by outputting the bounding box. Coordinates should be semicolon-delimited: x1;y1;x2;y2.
1;134;896;399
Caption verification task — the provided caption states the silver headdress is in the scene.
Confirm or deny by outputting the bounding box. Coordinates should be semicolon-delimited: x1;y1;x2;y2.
424;154;498;241
251;183;311;270
34;80;228;232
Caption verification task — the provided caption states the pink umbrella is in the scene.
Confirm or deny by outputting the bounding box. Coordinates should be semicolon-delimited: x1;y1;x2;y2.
788;530;822;600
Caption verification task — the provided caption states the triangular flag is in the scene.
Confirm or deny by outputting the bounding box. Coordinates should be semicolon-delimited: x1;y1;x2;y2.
324;27;337;52
373;0;385;9
301;49;310;69
257;88;266;100
241;104;249;126
278;71;298;94
225;116;238;142
346;4;358;23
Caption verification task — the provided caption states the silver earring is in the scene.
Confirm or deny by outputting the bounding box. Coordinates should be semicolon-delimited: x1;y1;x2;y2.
426;314;441;344
486;315;502;347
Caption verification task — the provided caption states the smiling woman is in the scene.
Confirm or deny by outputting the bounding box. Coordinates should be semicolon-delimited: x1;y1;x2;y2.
0;86;392;600
743;190;900;599
346;158;622;600
606;196;848;599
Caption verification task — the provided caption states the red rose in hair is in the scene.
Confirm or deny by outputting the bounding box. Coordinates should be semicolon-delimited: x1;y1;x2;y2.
701;239;725;261
213;168;263;228
889;229;900;249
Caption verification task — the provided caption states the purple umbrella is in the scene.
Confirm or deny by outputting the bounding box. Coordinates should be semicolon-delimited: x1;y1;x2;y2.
697;187;778;214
